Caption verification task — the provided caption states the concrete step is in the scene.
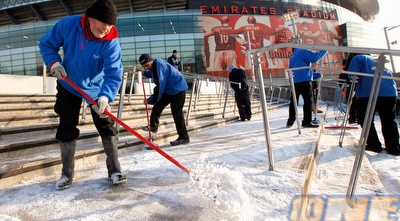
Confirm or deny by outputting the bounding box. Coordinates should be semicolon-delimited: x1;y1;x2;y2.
0;112;220;159
0;95;230;111
0;100;242;141
0;95;240;127
0;92;274;188
0;114;240;187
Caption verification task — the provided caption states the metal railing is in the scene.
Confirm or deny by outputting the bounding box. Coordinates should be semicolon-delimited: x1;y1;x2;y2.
43;43;400;209
107;65;292;132
249;42;400;208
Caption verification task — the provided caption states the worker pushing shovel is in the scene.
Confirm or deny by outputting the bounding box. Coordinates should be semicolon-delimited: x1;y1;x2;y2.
138;54;190;146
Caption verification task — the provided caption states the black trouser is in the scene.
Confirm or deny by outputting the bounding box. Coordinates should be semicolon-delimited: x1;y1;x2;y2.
150;91;189;139
349;97;358;122
288;81;313;125
312;81;318;104
357;97;399;151
54;82;117;142
234;88;252;120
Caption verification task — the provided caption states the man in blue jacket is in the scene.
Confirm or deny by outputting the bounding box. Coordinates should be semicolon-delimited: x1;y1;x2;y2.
349;54;400;156
139;54;190;146
167;50;180;70
287;48;327;127
39;0;126;190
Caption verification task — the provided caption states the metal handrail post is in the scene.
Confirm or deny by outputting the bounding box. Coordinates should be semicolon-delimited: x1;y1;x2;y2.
286;70;301;135
334;82;346;120
255;52;274;171
81;100;87;120
222;79;230;118
43;63;47;94
339;76;357;147
313;76;322;122
312;63;324;122
216;78;223;100
186;78;196;126
218;80;222;106
147;78;153;94
277;87;282;103
326;50;334;78
268;73;273;104
384;26;396;73
246;31;256;83
269;85;274;105
346;54;386;208
116;72;128;138
219;80;226;106
194;77;201;109
128;72;135;103
220;80;225;105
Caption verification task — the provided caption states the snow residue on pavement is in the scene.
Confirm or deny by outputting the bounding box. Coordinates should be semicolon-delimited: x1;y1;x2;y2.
0;105;399;220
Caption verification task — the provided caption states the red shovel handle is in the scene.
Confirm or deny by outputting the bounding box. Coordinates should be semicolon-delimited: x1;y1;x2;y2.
62;76;191;175
141;78;152;140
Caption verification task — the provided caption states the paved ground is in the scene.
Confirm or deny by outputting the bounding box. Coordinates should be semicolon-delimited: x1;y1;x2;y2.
0;104;398;221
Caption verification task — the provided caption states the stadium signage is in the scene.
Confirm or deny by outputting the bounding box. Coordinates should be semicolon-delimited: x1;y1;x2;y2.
199;5;337;20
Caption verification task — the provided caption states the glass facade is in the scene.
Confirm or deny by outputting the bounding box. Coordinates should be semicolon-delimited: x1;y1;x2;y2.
0;22;52;75
342;22;387;49
118;10;205;74
0;1;390;77
0;9;204;76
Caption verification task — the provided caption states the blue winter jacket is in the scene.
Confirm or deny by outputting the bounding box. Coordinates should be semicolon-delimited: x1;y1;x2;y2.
143;58;188;104
289;48;327;83
313;72;322;80
349;54;397;98
39;15;123;103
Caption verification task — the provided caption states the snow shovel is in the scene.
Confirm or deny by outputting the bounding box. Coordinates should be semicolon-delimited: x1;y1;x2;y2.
62;76;191;175
324;125;359;129
142;77;154;149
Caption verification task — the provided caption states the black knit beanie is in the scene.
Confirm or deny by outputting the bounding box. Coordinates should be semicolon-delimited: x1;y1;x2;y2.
86;0;118;25
139;54;153;65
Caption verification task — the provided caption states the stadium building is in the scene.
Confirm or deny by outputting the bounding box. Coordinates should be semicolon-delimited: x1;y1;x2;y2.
0;0;390;93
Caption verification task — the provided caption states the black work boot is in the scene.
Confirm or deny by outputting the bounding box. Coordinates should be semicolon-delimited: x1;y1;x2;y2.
56;140;76;190
170;137;190;146
102;136;127;184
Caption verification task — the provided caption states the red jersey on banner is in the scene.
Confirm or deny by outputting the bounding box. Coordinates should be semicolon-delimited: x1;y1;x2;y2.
212;26;236;51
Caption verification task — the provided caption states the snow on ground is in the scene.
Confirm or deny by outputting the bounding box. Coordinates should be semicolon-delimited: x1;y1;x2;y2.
0;104;399;221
